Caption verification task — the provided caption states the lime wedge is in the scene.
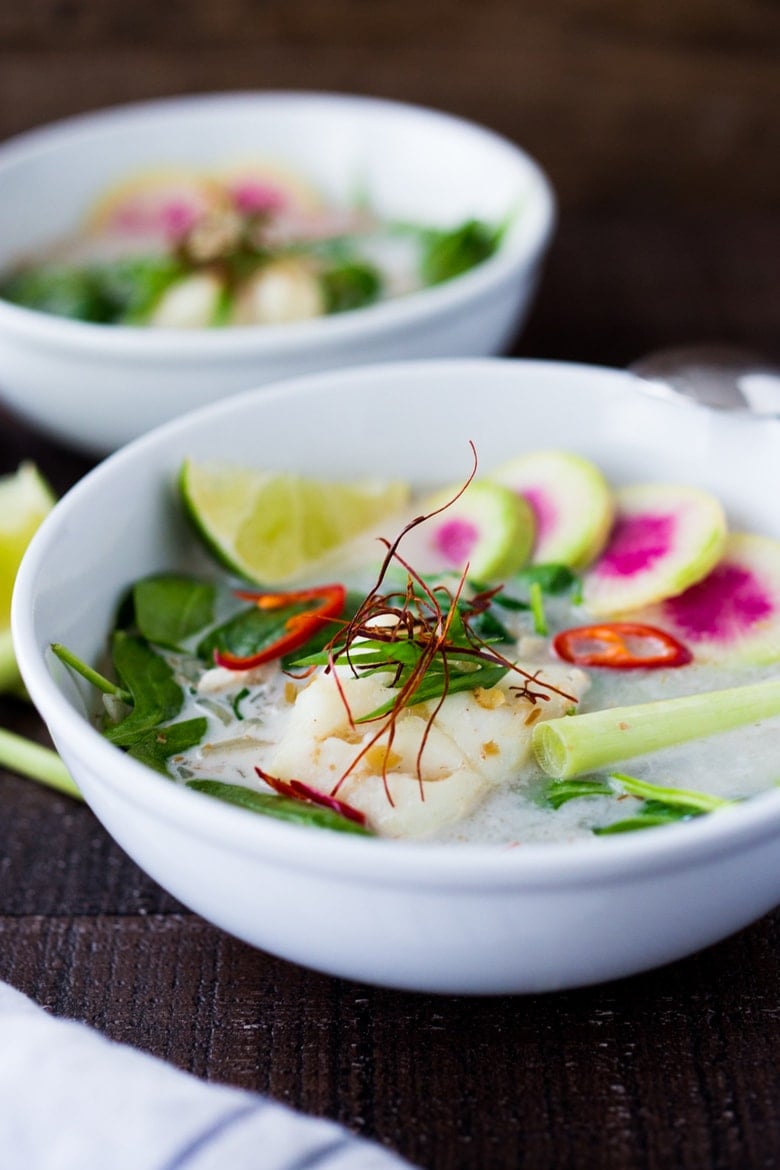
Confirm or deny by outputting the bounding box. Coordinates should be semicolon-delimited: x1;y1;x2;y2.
0;462;55;625
180;459;410;584
0;462;56;692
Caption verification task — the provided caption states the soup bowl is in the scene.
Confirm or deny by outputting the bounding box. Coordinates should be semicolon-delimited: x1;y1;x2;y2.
12;359;780;994
0;92;553;454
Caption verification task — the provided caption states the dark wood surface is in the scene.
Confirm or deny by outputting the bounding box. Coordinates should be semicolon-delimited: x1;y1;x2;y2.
2;3;780;1165
2;0;779;210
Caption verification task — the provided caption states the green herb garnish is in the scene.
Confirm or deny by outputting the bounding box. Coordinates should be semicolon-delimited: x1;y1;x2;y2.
419;219;502;286
542;771;736;835
104;632;185;747
133;574;216;650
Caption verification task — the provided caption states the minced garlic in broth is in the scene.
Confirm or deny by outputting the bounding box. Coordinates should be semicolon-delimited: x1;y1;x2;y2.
162;586;780;845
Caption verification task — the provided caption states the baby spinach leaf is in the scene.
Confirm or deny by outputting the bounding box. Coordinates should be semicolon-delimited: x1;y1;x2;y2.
197;601;312;663
199;590;363;667
321;260;382;313
104;632;184;747
133;574;216;649
0;255;187;325
106;255;187;323
187;780;373;835
128;717;208;775
419;219;501;286
1;265;117;323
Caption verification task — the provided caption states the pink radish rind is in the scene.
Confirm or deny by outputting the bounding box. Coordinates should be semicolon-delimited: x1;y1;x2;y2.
641;533;780;664
583;483;727;617
489;450;613;570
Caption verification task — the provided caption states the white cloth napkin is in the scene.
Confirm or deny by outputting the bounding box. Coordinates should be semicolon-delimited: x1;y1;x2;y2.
0;980;419;1170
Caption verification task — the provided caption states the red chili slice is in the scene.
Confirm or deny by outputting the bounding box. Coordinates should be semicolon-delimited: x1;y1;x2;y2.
215;583;346;669
553;622;693;669
256;767;367;827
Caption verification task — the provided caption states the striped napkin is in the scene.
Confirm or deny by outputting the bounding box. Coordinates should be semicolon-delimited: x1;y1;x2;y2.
0;980;418;1170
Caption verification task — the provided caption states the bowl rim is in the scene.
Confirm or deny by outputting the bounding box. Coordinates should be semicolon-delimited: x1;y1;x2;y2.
14;356;780;890
0;90;555;358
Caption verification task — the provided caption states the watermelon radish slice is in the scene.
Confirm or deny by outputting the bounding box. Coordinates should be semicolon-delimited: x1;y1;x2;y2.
489;450;614;569
215;161;324;216
639;533;780;664
87;170;222;243
583;483;727;616
415;481;536;580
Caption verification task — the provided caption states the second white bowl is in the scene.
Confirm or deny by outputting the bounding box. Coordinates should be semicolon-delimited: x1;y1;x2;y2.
0;92;554;453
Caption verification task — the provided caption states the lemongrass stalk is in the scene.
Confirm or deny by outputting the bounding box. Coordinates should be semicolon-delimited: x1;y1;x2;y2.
532;677;780;779
0;728;82;800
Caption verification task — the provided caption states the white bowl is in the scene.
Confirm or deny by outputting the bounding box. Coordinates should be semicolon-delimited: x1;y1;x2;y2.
0;92;554;454
13;358;780;994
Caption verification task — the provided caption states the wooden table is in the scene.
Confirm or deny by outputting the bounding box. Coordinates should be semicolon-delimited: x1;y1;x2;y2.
1;206;779;1169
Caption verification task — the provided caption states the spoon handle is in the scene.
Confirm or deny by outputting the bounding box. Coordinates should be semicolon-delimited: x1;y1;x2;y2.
629;344;780;413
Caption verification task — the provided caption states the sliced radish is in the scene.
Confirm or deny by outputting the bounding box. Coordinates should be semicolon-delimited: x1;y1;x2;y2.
583;483;727;616
414;481;536;581
640;533;780;664
87;170;222;243
216;161;324;216
489;450;613;569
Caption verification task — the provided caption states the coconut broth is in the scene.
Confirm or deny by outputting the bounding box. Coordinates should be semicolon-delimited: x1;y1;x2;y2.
156;584;780;845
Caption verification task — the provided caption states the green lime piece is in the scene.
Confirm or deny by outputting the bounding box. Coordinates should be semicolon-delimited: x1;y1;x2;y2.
179;459;410;585
0;462;56;626
0;462;56;693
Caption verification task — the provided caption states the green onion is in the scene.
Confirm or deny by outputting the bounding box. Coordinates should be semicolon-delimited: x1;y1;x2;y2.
528;581;547;635
532;677;780;778
542;776;613;809
609;771;732;813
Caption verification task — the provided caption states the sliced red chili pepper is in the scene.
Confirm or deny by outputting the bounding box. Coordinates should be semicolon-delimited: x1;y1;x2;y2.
256;766;367;827
215;583;346;669
552;622;692;669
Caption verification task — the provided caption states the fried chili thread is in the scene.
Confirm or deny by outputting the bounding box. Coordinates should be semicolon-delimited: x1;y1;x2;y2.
320;446;578;802
255;446;579;813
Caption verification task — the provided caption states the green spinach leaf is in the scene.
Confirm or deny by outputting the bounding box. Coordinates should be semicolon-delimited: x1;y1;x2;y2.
128;717;208;775
133;574;216;649
187;780;373;835
105;632;184;747
321;260;382;313
420;219;501;286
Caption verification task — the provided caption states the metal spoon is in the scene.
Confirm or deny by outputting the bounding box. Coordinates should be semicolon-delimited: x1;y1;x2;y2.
629;344;780;415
